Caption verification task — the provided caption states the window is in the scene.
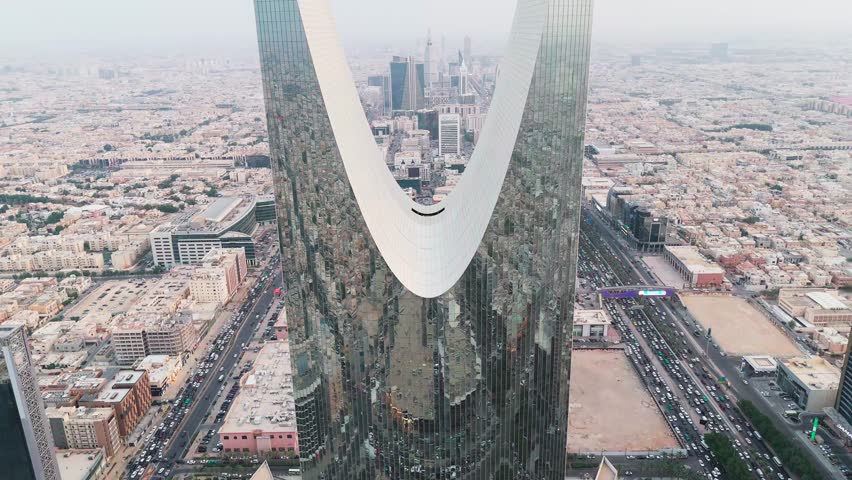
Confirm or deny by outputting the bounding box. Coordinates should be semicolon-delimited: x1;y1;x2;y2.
287;434;293;439
242;435;247;440
223;435;229;440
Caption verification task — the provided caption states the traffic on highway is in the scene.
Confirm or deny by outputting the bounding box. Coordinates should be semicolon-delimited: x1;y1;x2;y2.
126;254;283;480
579;215;794;480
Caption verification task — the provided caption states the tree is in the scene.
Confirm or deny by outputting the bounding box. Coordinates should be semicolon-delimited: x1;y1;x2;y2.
103;144;114;152
156;204;179;214
45;211;64;224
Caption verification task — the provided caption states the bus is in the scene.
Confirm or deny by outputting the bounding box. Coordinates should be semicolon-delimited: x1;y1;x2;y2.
784;410;799;419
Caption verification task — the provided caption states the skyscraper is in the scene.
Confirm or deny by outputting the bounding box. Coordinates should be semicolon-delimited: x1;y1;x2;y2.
390;56;425;111
1;324;60;480
438;113;461;156
837;331;852;425
254;0;593;478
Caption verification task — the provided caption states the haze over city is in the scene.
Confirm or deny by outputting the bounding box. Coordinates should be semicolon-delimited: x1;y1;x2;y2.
0;1;850;480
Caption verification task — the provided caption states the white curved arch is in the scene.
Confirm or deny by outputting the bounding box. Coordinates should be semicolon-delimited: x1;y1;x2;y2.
299;0;547;298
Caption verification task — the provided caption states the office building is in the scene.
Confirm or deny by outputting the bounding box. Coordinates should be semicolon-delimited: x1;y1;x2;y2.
150;195;259;268
390;56;425;111
255;0;592;478
777;356;840;413
0;324;61;480
438;113;461;156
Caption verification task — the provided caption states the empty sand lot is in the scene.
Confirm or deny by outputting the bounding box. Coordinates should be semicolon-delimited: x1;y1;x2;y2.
681;295;800;356
568;349;678;453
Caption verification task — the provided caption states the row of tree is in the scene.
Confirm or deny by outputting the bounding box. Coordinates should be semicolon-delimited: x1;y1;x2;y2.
704;432;751;479
739;400;822;480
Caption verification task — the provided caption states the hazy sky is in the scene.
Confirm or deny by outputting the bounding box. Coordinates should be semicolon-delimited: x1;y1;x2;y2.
1;0;850;59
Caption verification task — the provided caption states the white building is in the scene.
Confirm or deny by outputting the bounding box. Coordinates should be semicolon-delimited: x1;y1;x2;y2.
439;113;461;156
777;356;840;413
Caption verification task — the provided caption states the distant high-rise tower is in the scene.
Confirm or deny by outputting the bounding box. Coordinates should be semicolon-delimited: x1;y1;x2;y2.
438;113;461;155
463;35;472;65
390;56;425;111
0;324;60;480
424;29;439;87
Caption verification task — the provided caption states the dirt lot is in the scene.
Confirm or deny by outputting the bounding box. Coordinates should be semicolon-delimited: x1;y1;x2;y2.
567;349;678;453
681;294;800;356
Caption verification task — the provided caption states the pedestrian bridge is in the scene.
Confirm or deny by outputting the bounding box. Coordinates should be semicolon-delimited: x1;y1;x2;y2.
599;285;677;299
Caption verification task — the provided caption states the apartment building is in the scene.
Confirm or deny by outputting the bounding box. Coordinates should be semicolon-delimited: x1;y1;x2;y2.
47;406;121;458
79;370;151;438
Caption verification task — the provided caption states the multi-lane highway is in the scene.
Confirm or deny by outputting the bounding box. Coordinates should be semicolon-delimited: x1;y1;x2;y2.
581;204;850;480
125;256;283;479
579;209;803;480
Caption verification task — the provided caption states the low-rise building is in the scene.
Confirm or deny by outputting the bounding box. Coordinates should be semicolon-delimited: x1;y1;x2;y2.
663;245;725;288
572;309;611;338
777;356;840;413
219;341;298;456
54;449;105;480
779;288;852;327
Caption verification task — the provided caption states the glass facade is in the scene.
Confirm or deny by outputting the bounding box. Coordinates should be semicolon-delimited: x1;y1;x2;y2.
255;0;592;478
0;324;60;480
837;342;852;424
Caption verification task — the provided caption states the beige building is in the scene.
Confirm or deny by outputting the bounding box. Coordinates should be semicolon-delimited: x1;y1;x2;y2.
47;406;121;458
189;248;247;305
779;288;852;327
573;309;611;338
777;356;841;413
135;354;184;397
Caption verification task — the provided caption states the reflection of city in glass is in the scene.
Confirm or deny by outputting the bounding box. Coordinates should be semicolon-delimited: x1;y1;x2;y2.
255;0;593;478
0;324;60;480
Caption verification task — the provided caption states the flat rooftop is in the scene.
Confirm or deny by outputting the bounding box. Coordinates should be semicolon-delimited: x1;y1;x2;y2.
220;341;297;434
665;245;724;274
806;292;850;311
781;356;841;390
743;355;778;372
574;309;611;326
55;450;103;480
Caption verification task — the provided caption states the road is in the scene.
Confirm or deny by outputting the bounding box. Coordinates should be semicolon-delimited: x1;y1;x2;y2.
125;256;283;479
164;271;283;461
583;204;845;480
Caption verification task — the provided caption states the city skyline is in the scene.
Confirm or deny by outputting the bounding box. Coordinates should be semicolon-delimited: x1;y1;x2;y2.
2;0;851;58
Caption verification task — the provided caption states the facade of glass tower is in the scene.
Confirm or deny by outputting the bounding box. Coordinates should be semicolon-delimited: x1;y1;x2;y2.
255;0;593;478
0;324;60;480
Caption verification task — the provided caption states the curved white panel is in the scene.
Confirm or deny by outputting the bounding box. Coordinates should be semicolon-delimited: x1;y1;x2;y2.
298;0;546;298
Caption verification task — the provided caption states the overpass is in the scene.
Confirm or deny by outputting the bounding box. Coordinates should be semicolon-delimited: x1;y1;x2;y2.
599;285;677;299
